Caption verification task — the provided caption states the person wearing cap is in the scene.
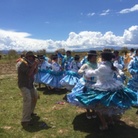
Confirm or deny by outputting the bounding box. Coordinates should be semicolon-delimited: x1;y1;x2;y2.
67;50;98;119
75;51;137;130
17;51;40;127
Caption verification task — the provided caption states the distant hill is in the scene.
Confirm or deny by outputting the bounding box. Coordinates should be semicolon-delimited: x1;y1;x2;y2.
0;46;133;54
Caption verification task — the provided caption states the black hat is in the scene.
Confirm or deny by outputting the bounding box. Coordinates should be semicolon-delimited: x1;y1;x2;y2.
87;50;97;56
101;51;114;61
37;55;45;59
51;54;58;60
74;55;80;60
25;51;35;58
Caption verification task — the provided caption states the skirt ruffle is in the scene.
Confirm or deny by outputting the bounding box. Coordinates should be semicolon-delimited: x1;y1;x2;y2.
34;69;48;83
127;78;138;92
60;71;80;90
127;78;138;106
75;87;137;115
67;78;96;107
41;70;64;88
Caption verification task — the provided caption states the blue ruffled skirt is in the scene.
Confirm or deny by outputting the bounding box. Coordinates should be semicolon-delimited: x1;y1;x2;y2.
75;87;137;115
60;71;81;90
67;77;96;107
41;70;64;88
127;78;138;106
34;69;48;83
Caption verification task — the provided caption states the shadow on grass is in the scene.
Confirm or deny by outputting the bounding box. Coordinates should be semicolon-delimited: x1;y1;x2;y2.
72;113;138;138
22;115;51;132
37;86;68;95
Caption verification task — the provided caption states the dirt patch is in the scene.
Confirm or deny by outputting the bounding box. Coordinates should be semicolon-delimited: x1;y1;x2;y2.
0;62;17;75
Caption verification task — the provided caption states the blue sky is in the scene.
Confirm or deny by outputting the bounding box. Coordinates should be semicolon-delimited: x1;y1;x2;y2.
0;0;138;52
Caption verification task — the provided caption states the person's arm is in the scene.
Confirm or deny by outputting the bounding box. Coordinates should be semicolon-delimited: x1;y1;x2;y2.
84;64;105;78
78;62;82;68
80;56;87;65
114;60;123;70
57;52;64;59
28;61;39;77
78;64;87;74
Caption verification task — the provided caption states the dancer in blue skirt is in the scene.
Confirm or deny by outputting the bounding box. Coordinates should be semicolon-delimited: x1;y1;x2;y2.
127;49;138;114
41;54;64;90
60;55;81;90
34;55;52;87
74;51;137;130
67;50;98;119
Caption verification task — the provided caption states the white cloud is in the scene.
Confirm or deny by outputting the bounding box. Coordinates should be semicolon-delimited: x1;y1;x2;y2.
100;9;110;16
0;26;138;52
119;4;138;14
123;26;138;44
87;12;95;17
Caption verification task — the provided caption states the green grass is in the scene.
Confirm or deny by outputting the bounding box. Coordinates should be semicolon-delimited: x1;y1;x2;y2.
0;74;138;138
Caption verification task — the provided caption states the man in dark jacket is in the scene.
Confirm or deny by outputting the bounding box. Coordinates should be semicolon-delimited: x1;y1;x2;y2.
17;51;39;127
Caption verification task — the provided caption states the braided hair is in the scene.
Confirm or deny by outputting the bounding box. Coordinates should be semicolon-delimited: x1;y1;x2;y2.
101;51;117;71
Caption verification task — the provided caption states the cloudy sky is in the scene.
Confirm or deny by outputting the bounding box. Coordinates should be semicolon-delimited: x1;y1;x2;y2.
0;0;138;52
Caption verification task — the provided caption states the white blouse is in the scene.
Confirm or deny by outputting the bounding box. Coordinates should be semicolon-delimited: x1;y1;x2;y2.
52;62;61;72
85;61;123;91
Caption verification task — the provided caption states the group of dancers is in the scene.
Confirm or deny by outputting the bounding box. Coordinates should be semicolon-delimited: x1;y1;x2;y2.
32;48;138;130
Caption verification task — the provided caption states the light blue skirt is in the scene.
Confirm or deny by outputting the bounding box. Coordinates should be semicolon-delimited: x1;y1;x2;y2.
34;69;48;83
60;71;81;90
76;87;137;115
127;78;138;106
41;70;64;88
67;77;96;107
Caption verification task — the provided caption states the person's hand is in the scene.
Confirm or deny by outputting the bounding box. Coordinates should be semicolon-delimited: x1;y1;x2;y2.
32;60;39;68
55;50;58;53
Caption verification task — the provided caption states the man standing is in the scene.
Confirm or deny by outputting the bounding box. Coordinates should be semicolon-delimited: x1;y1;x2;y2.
17;51;39;127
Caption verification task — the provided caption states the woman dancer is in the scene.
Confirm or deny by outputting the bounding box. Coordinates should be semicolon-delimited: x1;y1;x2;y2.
34;55;52;88
75;51;137;130
60;55;81;90
127;49;138;114
67;50;98;119
41;54;64;91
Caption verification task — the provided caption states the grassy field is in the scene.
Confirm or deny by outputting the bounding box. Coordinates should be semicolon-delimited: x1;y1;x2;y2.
0;59;138;138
